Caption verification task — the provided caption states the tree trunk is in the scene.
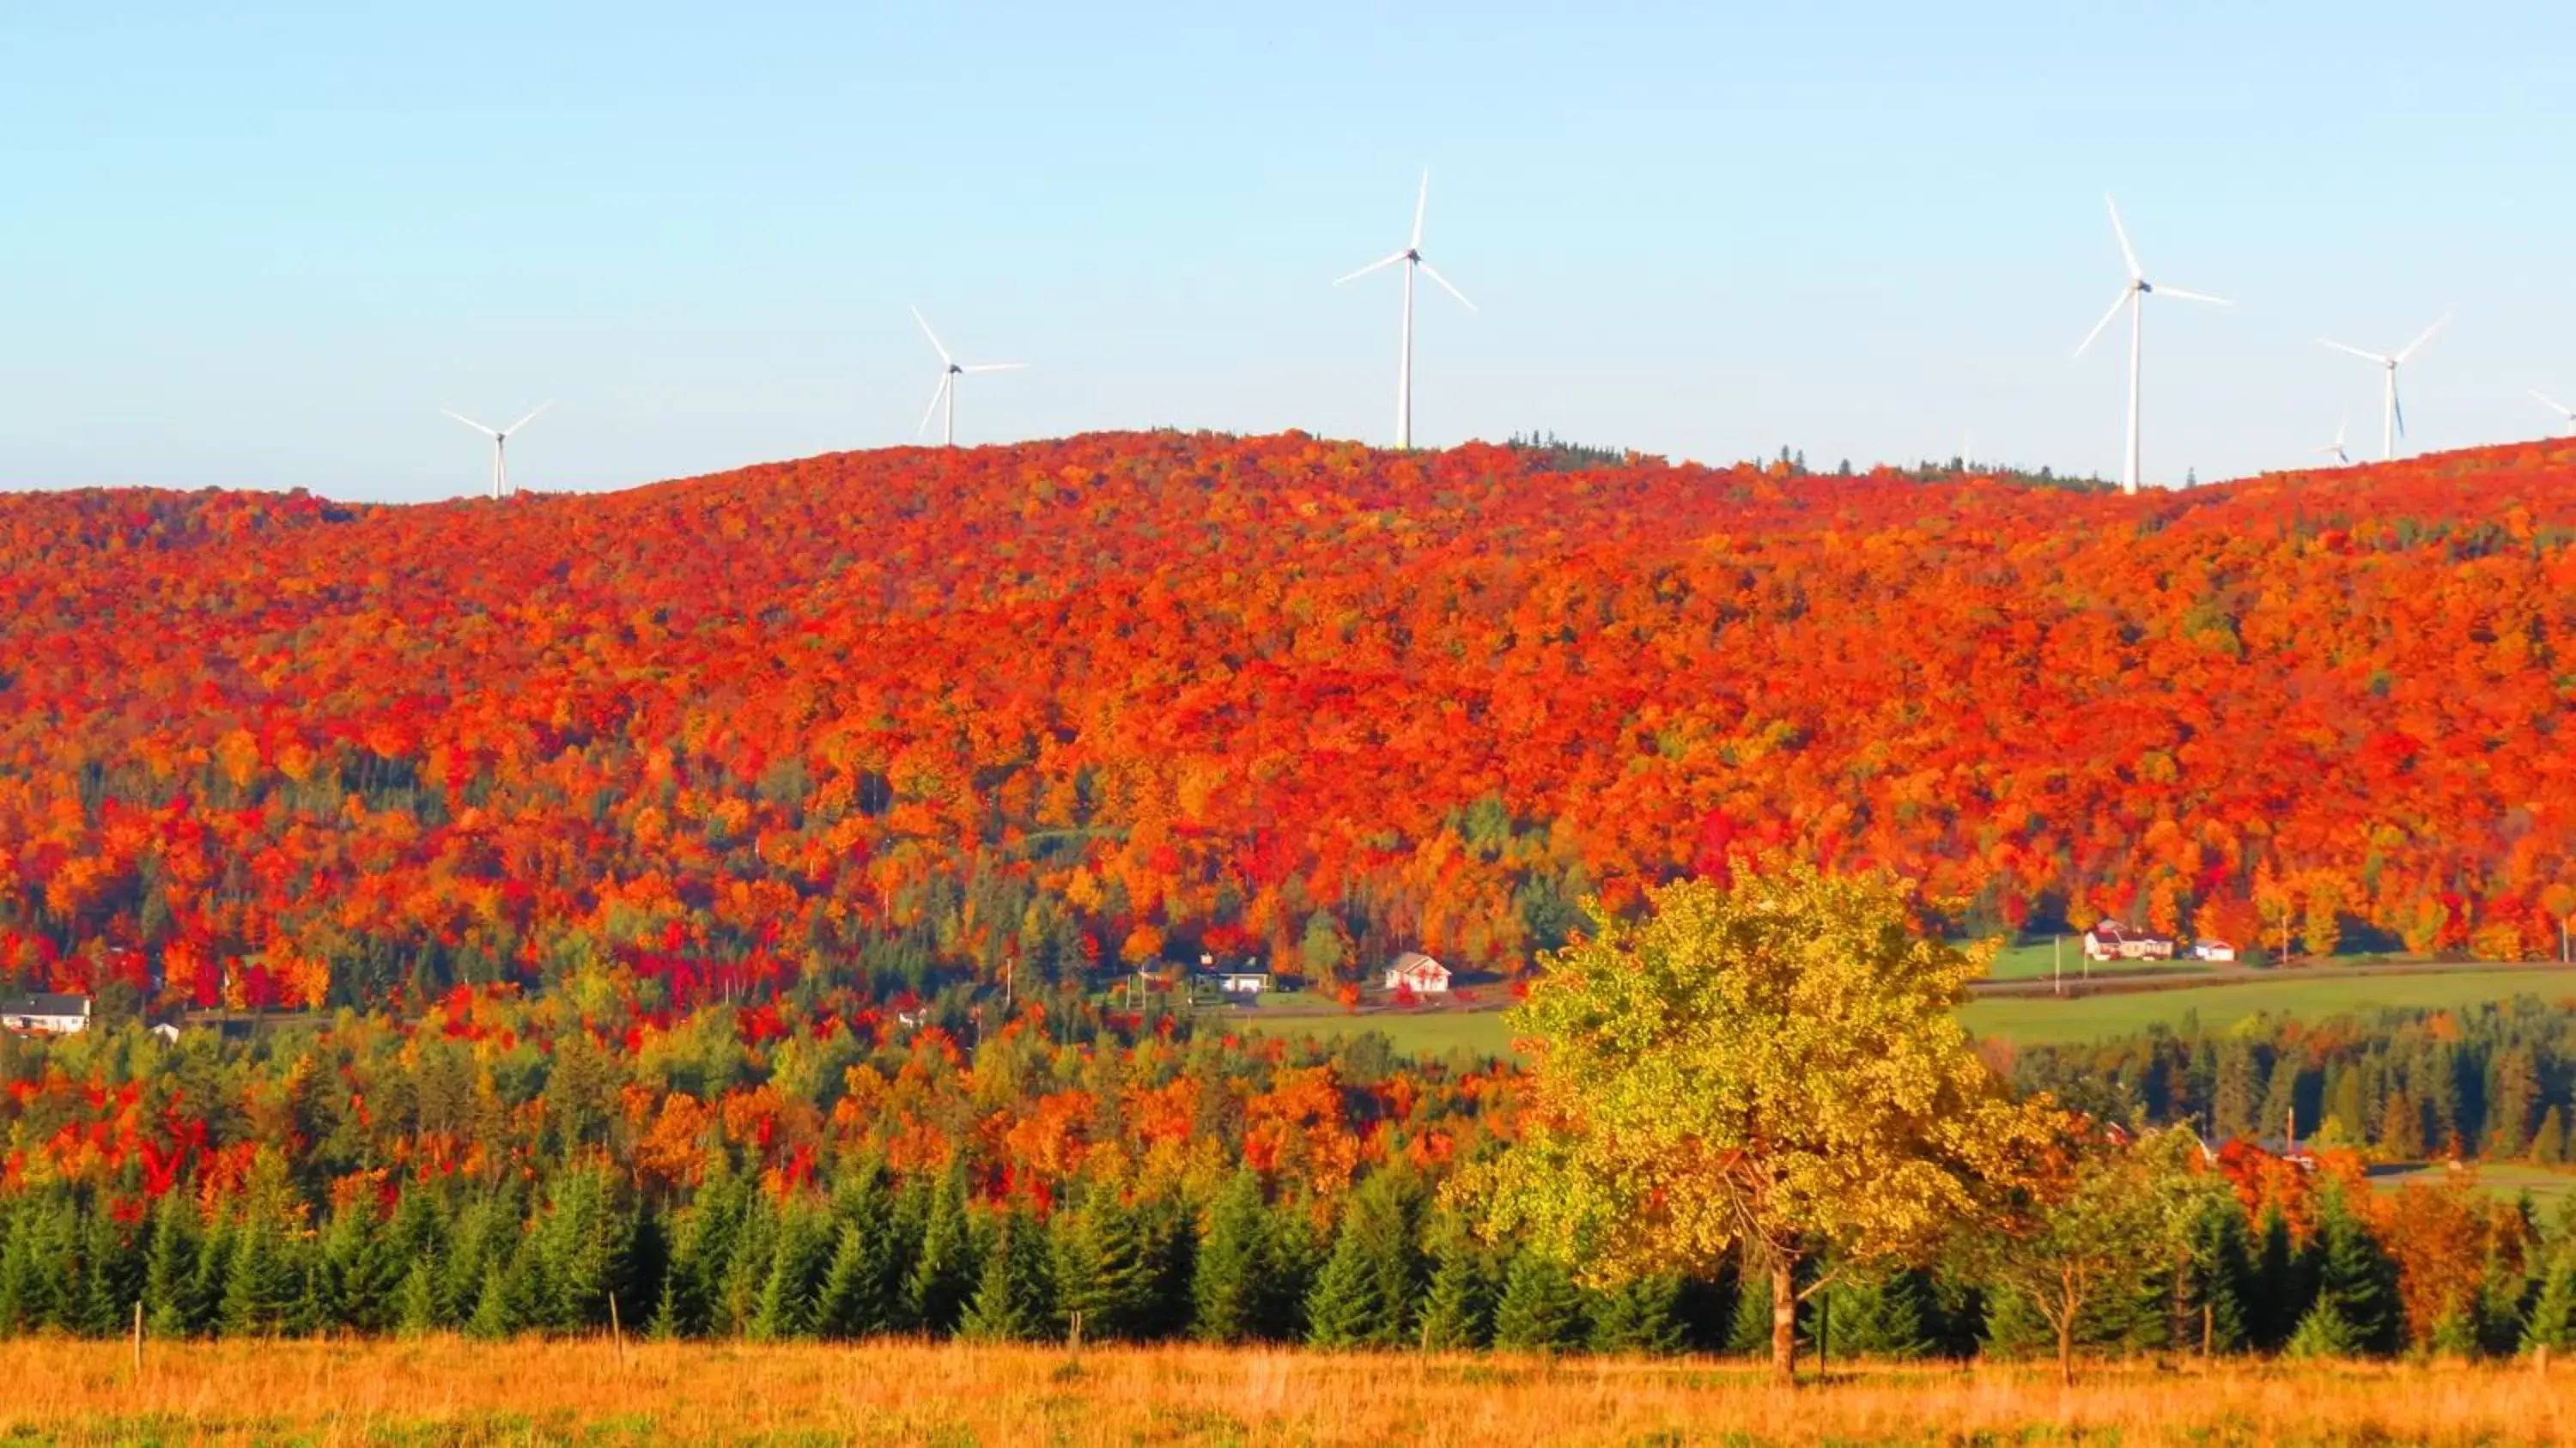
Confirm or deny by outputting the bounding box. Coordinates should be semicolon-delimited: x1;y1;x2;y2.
1770;1257;1799;1384
2056;1310;2075;1388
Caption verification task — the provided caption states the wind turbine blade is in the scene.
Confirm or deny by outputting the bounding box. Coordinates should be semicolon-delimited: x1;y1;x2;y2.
916;374;952;437
2394;385;2407;441
2105;195;2142;280
2396;313;2451;363
1416;259;1476;312
2073;288;2129;358
1411;168;1430;251
441;410;500;438
962;362;1028;374
910;307;954;366
502;401;552;435
2154;286;2231;305
2318;339;2389;364
1334;251;1409;286
2532;389;2572;417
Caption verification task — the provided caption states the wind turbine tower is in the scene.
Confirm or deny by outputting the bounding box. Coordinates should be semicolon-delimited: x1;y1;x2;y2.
911;307;1026;447
2319;314;2450;462
2073;197;2228;494
441;403;551;499
1336;169;1476;450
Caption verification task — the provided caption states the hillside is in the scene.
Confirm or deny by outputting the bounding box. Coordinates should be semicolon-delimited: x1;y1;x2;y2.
3;431;2573;1012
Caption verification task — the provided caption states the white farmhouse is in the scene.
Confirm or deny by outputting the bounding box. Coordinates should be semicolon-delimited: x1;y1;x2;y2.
1382;952;1452;995
0;994;90;1036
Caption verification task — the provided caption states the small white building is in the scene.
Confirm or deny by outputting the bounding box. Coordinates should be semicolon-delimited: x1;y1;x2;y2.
2082;921;2175;963
0;994;90;1036
2191;938;2239;963
1383;952;1452;995
1216;971;1271;997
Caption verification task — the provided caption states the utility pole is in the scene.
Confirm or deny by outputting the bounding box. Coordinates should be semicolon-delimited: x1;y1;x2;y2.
2053;934;2063;997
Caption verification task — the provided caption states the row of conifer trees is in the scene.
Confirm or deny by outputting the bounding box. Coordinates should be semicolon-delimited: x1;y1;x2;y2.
5;1155;2576;1360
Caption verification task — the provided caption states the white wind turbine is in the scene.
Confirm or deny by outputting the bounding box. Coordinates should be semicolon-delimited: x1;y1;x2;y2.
440;403;551;499
911;307;1025;447
1335;168;1475;450
2318;314;2450;462
2073;197;2229;495
2313;417;2352;467
2531;389;2575;434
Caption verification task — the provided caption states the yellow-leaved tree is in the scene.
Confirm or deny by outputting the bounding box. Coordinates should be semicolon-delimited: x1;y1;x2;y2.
1459;861;2061;1381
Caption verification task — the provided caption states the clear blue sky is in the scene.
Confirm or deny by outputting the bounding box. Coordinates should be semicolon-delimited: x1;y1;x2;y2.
5;1;2571;500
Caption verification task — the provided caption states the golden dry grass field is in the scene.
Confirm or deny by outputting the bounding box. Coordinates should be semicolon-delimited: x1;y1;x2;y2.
0;1337;2567;1445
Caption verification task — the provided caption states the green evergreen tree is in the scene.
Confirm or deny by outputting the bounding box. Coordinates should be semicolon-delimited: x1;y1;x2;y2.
384;1188;447;1276
2485;1049;2540;1159
188;1215;237;1341
467;1241;545;1341
466;1260;515;1340
1978;1287;2056;1360
1261;1203;1326;1342
320;1203;401;1335
1301;1226;1380;1348
221;1214;301;1338
2472;1241;2527;1358
1589;1271;1687;1356
78;1209;144;1341
2521;1250;2576;1354
2260;1054;2306;1142
2249;1204;2303;1351
440;1194;519;1329
1491;1250;1588;1353
2532;1106;2567;1167
293;1243;341;1337
0;1198;64;1333
392;1256;441;1337
1053;1192;1156;1342
2428;1308;2481;1359
714;1192;778;1339
646;1271;687;1341
1128;1195;1197;1342
2286;1295;2362;1358
1416;1226;1498;1351
960;1208;1054;1343
142;1196;205;1339
2305;1183;2403;1357
1300;1172;1425;1348
815;1167;901;1338
532;1165;631;1332
750;1201;834;1341
1817;1268;1934;1360
1191;1170;1277;1344
2178;1199;2254;1354
903;1165;977;1336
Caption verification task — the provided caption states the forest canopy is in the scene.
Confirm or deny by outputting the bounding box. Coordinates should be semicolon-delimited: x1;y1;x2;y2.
1;431;2572;1014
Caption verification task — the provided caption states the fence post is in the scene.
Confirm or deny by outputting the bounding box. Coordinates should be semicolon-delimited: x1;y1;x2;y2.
610;1291;627;1367
131;1299;143;1376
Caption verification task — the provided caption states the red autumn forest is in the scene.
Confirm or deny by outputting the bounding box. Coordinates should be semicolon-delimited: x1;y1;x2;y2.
2;431;2573;1012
